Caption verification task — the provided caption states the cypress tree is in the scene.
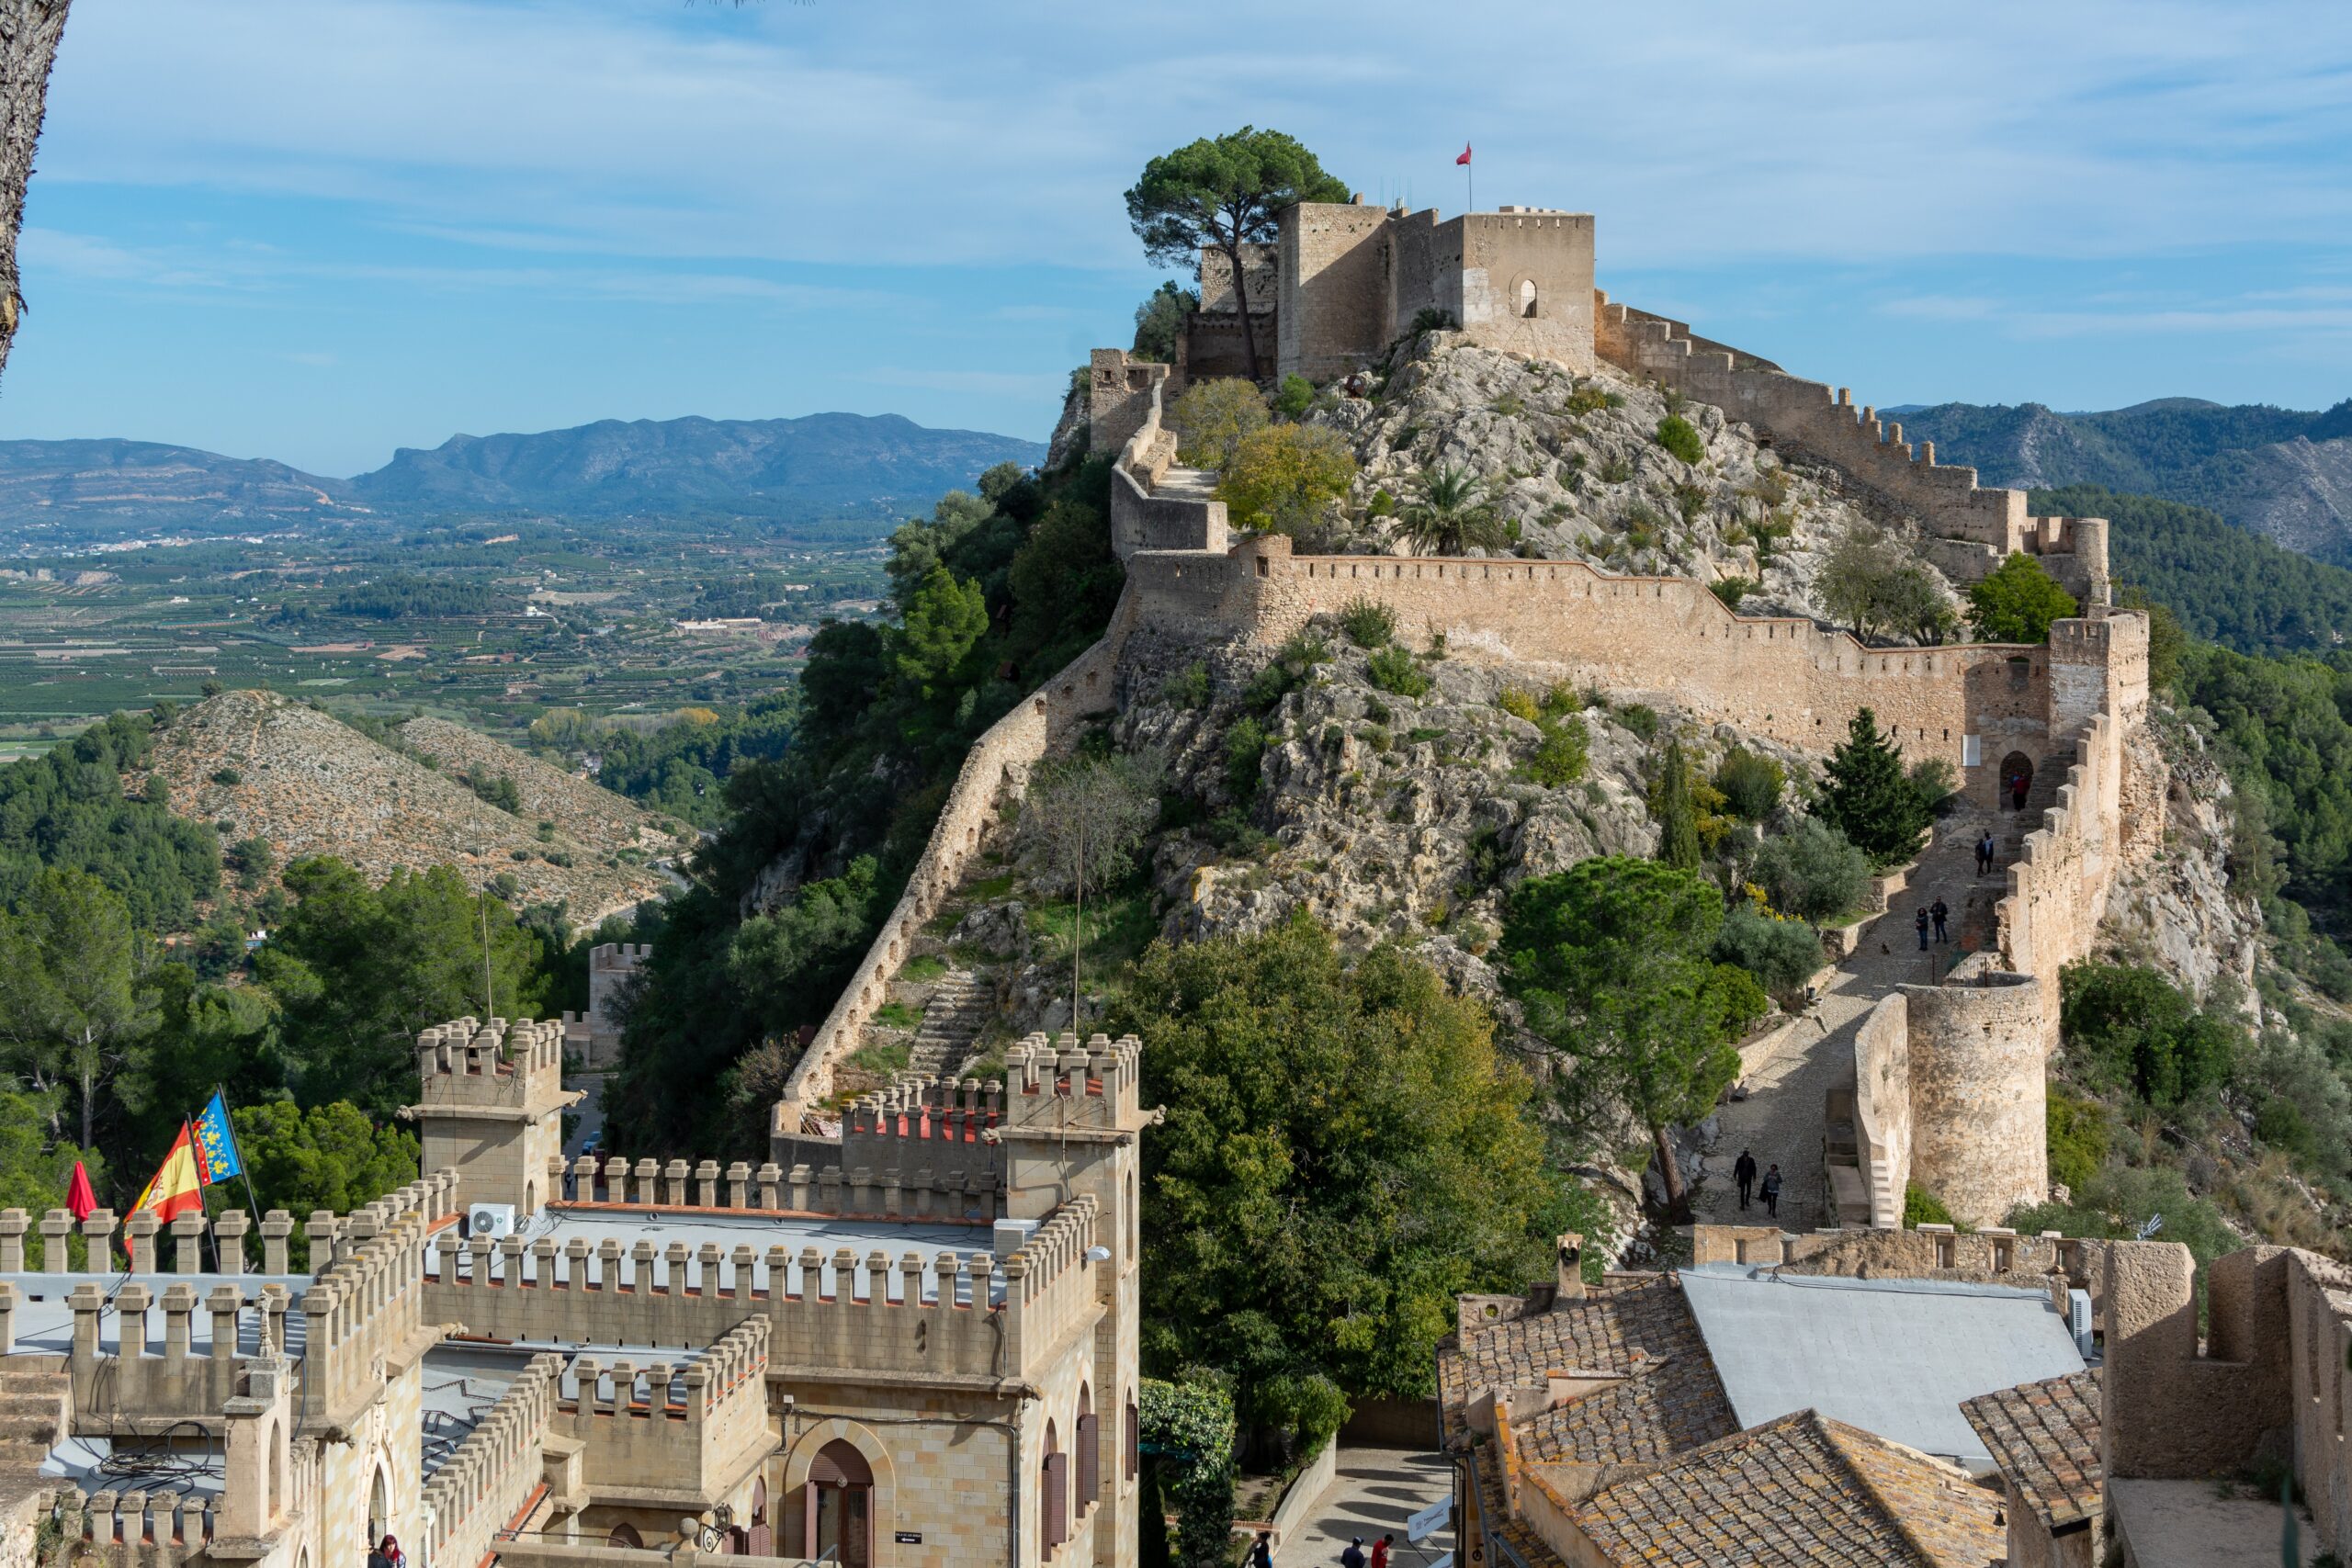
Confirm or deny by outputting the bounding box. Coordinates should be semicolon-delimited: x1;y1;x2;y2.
1652;738;1703;871
1817;707;1931;865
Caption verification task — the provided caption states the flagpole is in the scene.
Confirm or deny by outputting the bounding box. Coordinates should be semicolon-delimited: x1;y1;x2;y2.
217;1085;266;1260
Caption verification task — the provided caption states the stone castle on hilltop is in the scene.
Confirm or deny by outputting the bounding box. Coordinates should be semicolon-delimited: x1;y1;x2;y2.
797;197;2141;1241
1182;198;1597;383
0;193;2316;1568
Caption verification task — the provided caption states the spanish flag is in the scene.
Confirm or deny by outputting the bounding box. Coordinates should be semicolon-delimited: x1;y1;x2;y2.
132;1121;207;1223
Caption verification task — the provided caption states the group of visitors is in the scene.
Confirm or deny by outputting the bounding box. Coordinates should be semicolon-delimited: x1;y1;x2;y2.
1913;897;1951;950
1252;1530;1396;1568
1731;1149;1781;1218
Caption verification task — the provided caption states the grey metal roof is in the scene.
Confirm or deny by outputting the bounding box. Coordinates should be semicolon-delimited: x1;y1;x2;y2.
1679;1263;2086;1471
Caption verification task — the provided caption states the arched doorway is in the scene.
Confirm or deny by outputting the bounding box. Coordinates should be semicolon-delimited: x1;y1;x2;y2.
2000;751;2033;811
1517;278;1539;318
806;1440;874;1567
748;1477;772;1556
608;1523;644;1549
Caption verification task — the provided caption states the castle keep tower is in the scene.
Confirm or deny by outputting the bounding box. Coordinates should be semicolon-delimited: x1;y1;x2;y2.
407;1015;576;1216
1183;199;1597;386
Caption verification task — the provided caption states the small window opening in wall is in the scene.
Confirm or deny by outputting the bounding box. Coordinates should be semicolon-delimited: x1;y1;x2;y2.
1518;278;1538;318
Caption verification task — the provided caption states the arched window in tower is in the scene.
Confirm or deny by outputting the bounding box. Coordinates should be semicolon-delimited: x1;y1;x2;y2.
807;1440;875;1568
608;1524;644;1550
1041;1418;1069;1554
1518;278;1539;318
1075;1386;1099;1518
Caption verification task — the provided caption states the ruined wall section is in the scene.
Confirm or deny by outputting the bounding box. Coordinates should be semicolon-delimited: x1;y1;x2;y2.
1593;292;2109;605
2102;1241;2294;1480
1900;961;2049;1224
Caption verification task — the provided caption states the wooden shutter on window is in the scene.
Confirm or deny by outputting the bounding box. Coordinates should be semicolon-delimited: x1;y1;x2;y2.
1076;1413;1100;1514
1044;1451;1069;1549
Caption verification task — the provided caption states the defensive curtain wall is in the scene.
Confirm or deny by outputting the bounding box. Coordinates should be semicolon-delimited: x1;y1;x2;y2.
1090;340;2146;1230
781;281;2144;1225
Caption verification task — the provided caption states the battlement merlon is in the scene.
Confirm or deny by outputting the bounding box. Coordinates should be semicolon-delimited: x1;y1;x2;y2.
406;1015;580;1124
993;1032;1161;1140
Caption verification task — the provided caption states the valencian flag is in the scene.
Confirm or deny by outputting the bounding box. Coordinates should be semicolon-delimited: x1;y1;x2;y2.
132;1121;207;1223
194;1091;244;1183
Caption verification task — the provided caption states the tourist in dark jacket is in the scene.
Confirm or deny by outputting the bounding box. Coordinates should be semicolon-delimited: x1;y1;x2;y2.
1760;1165;1783;1219
1915;908;1930;952
1930;898;1950;943
1734;1148;1758;1211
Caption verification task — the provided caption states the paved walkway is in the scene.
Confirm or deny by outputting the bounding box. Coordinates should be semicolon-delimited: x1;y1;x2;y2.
1287;1447;1453;1568
1693;810;2011;1230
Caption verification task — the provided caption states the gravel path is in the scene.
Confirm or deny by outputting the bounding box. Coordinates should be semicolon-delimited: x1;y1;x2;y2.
1692;810;2011;1230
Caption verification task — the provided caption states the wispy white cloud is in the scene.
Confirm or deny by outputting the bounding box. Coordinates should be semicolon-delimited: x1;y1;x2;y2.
34;0;2352;273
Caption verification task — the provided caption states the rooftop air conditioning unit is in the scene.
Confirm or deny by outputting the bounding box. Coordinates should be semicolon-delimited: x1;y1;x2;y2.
469;1202;517;1240
2067;1288;2095;1356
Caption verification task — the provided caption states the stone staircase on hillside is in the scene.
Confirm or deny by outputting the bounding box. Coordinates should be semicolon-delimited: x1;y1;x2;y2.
0;1359;70;1534
908;971;995;1078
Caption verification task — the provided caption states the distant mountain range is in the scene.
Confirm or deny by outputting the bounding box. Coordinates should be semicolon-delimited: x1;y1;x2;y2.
0;413;1045;539
1891;396;2352;565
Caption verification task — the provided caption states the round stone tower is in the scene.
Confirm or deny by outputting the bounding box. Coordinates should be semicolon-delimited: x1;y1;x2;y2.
1899;964;2049;1224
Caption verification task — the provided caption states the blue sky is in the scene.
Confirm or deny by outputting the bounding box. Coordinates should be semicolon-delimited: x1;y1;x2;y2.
6;0;2349;477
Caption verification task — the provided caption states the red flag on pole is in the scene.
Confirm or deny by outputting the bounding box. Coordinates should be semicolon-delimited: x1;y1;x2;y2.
66;1160;96;1223
1456;143;1473;166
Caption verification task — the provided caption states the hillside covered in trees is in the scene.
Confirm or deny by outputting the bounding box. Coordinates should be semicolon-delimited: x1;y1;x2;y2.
2040;482;2352;653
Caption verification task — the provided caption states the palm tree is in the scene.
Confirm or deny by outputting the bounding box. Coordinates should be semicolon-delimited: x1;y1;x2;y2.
1396;464;1509;555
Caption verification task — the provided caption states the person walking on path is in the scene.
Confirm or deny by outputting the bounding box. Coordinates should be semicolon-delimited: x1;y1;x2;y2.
1915;908;1930;952
1760;1164;1783;1219
1976;829;1996;875
1734;1148;1758;1211
1930;897;1950;944
1342;1539;1368;1568
1372;1537;1394;1568
1250;1532;1273;1568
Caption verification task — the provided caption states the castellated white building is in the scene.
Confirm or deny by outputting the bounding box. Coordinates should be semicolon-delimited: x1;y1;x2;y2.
0;1017;1151;1568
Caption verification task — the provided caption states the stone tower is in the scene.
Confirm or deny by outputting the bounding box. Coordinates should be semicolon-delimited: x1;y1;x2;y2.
998;1032;1159;1568
407;1016;576;1217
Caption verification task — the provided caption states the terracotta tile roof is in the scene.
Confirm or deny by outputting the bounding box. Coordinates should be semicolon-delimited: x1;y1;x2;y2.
1466;1432;1566;1568
1959;1368;2101;1529
1575;1410;2005;1568
1440;1274;1728;1437
1512;1361;1741;1464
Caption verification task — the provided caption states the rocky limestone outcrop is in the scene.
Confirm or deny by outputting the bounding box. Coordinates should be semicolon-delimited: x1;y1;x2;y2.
2101;706;2263;1006
1108;626;1815;998
1295;341;1963;635
134;690;684;921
